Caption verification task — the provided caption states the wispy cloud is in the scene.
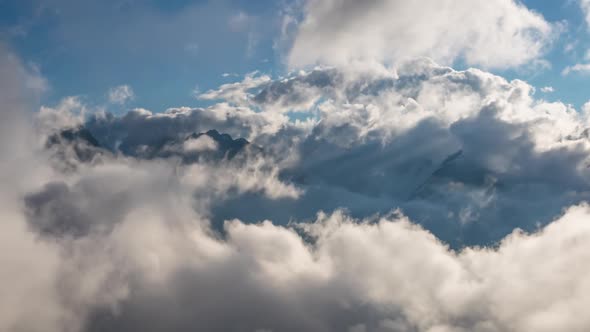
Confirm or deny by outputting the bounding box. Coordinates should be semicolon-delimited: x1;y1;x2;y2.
562;63;590;76
108;85;135;104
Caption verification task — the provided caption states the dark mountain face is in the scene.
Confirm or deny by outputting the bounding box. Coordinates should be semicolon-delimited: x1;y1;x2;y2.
48;127;102;148
186;130;250;160
46;127;107;171
123;129;252;163
46;126;252;167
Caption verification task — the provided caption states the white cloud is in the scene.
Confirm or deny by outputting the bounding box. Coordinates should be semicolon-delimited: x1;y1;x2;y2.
0;43;71;332
580;0;590;28
183;135;218;152
541;86;554;93
562;63;590;76
191;85;201;98
556;15;590;76
564;42;577;54
199;72;271;105
288;0;556;70
108;85;135;104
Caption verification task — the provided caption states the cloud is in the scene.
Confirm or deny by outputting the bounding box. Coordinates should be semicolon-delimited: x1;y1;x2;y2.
580;0;590;28
0;43;70;332
108;85;135;104
572;0;590;78
562;63;590;76
23;196;590;331
288;0;558;68
47;58;590;249
183;135;218;153
287;0;556;70
6;42;590;332
199;72;271;105
540;86;554;93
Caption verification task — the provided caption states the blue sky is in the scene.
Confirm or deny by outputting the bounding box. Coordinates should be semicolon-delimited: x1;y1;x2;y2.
1;0;590;112
0;0;285;112
514;0;590;106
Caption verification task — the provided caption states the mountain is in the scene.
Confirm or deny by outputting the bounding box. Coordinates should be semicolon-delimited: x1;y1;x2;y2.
46;127;106;169
184;129;250;160
46;127;253;166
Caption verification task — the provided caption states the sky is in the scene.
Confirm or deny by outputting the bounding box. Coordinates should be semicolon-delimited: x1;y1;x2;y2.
6;1;590;332
1;0;590;112
0;0;284;112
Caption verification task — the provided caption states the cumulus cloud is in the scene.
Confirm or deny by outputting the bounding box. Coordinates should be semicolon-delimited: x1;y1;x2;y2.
287;0;556;69
108;85;135;104
540;86;554;93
